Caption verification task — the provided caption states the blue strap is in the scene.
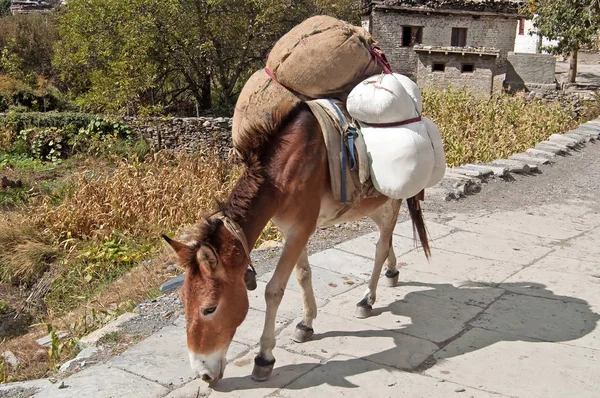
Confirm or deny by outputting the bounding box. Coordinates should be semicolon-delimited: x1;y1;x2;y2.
326;100;357;204
340;128;347;204
347;126;357;171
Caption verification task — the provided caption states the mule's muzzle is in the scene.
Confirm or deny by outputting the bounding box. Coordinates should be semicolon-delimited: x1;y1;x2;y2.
189;351;226;384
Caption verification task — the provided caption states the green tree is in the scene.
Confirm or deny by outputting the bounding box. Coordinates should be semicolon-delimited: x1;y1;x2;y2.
527;0;600;83
0;0;11;17
54;0;361;115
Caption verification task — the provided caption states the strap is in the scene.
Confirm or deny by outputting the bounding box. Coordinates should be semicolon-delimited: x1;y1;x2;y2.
219;215;256;275
327;99;352;203
361;116;422;128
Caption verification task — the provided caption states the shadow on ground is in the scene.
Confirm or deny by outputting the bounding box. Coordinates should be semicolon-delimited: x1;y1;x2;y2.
214;280;599;392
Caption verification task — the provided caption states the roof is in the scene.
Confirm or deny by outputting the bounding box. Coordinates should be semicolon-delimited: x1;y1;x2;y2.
365;0;525;15
413;45;501;57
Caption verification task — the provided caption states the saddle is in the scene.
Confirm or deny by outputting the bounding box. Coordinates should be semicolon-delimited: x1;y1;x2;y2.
305;99;380;205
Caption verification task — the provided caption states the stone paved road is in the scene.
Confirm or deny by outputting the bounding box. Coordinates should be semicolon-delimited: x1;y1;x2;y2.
13;122;600;398
30;197;600;398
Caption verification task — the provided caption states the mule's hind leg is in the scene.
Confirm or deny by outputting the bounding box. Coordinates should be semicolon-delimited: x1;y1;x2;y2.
355;199;402;318
292;249;317;343
384;237;400;287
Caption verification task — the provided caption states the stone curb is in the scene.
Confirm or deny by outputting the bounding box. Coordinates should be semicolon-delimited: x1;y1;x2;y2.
430;117;600;201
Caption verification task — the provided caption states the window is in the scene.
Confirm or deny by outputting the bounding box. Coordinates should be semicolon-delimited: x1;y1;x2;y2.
518;18;525;35
451;28;468;47
432;63;445;72
462;64;475;73
402;26;423;47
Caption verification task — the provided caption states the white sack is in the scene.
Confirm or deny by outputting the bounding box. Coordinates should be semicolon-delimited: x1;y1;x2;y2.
346;74;418;124
361;120;434;199
422;117;446;187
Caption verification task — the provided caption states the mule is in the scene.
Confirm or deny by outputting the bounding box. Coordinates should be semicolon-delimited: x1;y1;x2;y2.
163;103;430;383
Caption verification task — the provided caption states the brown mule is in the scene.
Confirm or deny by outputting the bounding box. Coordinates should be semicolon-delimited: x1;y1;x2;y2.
164;103;430;383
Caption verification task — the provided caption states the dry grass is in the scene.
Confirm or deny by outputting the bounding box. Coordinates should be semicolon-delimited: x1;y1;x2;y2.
0;219;55;286
422;88;578;167
32;150;238;240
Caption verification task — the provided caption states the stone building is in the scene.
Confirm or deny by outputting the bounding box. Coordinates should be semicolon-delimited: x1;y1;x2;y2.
362;0;523;96
9;0;54;15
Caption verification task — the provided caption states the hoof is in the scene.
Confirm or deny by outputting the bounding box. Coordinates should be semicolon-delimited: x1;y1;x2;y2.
292;322;314;343
251;356;275;381
385;269;400;287
355;304;373;319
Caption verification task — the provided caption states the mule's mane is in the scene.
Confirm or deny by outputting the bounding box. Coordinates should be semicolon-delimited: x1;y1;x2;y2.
234;102;308;164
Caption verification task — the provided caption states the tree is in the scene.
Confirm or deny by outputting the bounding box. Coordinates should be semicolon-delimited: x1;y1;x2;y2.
0;0;11;17
527;0;600;83
54;0;361;115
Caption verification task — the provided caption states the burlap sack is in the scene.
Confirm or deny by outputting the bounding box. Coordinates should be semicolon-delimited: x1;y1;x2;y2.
232;69;301;159
266;15;384;99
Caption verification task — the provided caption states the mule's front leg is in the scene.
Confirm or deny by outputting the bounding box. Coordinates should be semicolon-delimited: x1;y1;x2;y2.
292;249;317;343
252;231;313;381
356;200;401;318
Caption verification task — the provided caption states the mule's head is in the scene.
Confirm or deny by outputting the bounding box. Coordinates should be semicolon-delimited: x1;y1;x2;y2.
163;218;250;383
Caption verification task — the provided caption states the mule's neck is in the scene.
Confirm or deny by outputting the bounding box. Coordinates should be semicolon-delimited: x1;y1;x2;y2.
222;165;278;251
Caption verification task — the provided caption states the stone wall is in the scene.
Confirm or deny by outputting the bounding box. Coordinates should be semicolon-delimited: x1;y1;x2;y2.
505;52;557;93
125;116;233;157
371;8;518;77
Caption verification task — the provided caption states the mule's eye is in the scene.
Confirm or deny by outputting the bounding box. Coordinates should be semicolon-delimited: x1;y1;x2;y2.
202;306;217;316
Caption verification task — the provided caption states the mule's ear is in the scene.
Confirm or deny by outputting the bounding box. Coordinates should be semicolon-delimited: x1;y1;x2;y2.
197;245;218;272
162;234;189;256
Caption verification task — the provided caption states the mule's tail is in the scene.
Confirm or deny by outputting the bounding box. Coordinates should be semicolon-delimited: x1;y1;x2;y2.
406;196;431;259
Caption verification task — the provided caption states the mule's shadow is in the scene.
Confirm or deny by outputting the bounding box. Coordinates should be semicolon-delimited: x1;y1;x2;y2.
214;280;599;392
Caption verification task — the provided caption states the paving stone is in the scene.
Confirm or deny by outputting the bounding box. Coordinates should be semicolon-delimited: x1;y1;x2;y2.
447;167;484;177
571;127;599;139
442;172;474;181
525;148;557;158
425;328;600;398
394;220;455;241
535;140;570;152
447;206;595;240
34;364;169;398
79;312;139;348
160;274;185;294
491;159;532;173
401;249;524;283
509;153;551;165
109;325;194;387
248;281;327;321
431;230;551;265
233;308;289;347
209;348;320;398
321;284;484;344
278;314;438;371
565;132;591;143
0;379;52;397
549;134;578;147
501;267;600;307
463;163;508;177
163;378;211;398
259;266;365;300
447;218;559;247
312;247;399;279
36;331;70;348
334;232;417;262
396;268;505;308
280;355;503;398
470;293;599;348
551;227;600;262
529;254;600;276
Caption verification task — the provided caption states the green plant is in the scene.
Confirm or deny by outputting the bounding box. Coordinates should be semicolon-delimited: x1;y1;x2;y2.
46;324;79;371
18;127;70;162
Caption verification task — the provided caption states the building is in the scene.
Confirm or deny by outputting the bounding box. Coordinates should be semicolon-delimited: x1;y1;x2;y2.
9;0;53;15
514;17;558;53
362;0;523;96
